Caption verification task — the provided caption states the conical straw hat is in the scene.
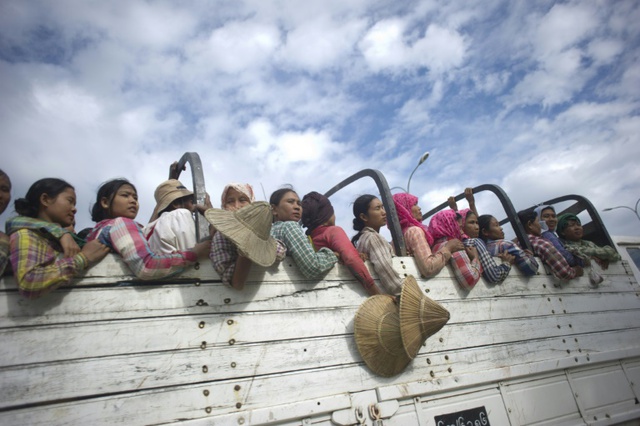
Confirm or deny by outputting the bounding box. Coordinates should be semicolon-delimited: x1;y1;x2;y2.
399;275;450;359
204;202;277;267
354;295;412;377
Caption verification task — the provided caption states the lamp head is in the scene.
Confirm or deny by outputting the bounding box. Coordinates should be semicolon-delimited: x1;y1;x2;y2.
418;151;430;165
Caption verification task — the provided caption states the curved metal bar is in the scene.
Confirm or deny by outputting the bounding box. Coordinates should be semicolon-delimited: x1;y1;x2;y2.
525;194;615;248
171;152;208;242
324;169;406;256
422;184;532;252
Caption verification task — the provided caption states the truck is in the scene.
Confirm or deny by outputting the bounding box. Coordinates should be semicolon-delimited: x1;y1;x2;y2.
2;153;639;425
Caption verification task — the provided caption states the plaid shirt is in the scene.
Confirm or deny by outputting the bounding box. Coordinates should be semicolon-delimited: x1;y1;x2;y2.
486;239;539;276
563;239;621;263
270;221;337;279
404;226;450;278
433;238;482;290
355;227;403;295
9;228;88;299
87;217;196;280
529;234;578;280
210;232;286;286
466;238;511;284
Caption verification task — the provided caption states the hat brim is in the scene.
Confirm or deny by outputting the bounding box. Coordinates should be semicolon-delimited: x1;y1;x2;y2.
354;295;412;377
205;207;277;267
400;276;450;359
149;188;194;222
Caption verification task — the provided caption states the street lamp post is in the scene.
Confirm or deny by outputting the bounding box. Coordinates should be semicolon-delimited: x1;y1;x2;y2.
603;198;640;222
406;151;430;194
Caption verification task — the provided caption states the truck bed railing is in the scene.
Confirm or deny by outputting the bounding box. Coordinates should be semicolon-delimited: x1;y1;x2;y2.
422;184;533;252
324;169;406;256
170;152;209;241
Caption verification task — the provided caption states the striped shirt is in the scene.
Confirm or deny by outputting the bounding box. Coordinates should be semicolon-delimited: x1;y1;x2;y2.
87;217;196;280
465;238;511;284
270;221;337;279
403;226;450;278
355;227;403;295
433;238;482;290
541;231;583;267
486;239;539;276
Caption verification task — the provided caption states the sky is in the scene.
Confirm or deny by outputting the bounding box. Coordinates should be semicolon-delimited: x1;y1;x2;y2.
1;0;639;240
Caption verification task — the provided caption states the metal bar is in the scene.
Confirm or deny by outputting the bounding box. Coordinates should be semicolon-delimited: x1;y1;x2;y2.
422;184;532;252
171;152;209;242
324;169;406;257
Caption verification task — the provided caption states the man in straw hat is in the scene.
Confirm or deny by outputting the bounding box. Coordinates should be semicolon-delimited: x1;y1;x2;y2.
143;179;212;254
206;201;286;290
354;275;450;376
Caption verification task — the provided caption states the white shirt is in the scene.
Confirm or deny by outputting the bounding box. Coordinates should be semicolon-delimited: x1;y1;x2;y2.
143;209;197;254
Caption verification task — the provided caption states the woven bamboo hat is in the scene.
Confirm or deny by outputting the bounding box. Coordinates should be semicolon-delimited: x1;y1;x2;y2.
204;201;277;267
399;275;450;359
354;295;412;377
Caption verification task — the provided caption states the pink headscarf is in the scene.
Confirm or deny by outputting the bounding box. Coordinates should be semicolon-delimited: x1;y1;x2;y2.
428;209;463;242
220;183;255;208
458;208;471;240
392;193;434;246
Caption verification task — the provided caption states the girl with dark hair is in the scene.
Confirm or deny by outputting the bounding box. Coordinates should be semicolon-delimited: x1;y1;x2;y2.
86;179;209;280
269;187;337;279
517;210;583;281
393;193;456;279
534;205;583;268
301;191;381;296
351;195;403;295
478;214;539;277
7;178;110;299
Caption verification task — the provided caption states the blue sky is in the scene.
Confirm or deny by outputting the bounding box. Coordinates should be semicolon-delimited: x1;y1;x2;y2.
1;0;639;238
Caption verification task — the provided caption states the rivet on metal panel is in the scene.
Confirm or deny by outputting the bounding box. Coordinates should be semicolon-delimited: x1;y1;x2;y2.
578;349;582;352
200;341;206;349
234;385;241;391
569;324;572;328
594;416;597;421
575;357;578;362
414;397;420;403
195;263;200;270
547;297;550;301
231;362;237;368
196;299;204;306
575;393;579;398
439;338;443;342
195;280;200;286
427;358;431;364
557;325;561;329
202;365;208;373
587;356;590;361
444;355;449;360
205;406;211;413
552;310;555;314
430;371;435;377
402;264;406;269
227;319;234;325
563;310;567;313
238;418;245;425
229;339;236;345
203;390;210;396
224;298;231;304
236;403;242;409
574;338;578;342
606;414;611;419
559;297;562;301
199;321;205;329
543;284;546;288
562;339;566;343
448;367;452;373
567;350;570;354
454;377;459;382
508;408;512;413
425;288;430;293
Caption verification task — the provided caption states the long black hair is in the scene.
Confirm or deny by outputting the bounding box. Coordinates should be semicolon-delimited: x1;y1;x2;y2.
517;210;537;232
91;178;137;222
269;186;297;206
14;178;74;218
351;194;378;246
477;214;494;241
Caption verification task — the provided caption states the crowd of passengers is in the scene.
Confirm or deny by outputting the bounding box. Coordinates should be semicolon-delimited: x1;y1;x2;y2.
0;167;622;300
